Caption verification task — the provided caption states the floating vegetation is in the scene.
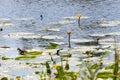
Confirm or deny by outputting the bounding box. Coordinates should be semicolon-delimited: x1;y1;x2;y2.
96;71;114;79
15;55;36;60
0;21;13;26
17;48;43;56
45;42;59;49
2;56;11;60
0;46;10;48
26;51;43;55
32;22;36;24
61;53;72;57
1;77;8;80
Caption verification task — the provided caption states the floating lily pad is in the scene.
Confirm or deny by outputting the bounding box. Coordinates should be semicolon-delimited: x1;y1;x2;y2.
15;55;36;60
0;46;10;48
2;56;11;60
46;42;59;49
97;71;113;79
26;51;43;55
0;21;13;26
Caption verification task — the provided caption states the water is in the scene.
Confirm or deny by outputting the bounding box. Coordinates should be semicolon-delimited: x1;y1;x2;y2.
0;0;120;79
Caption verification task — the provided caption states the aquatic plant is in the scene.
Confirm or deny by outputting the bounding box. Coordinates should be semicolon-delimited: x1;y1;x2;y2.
113;37;119;80
2;56;11;60
67;30;72;48
1;77;8;80
77;13;82;26
15;55;36;60
46;42;59;49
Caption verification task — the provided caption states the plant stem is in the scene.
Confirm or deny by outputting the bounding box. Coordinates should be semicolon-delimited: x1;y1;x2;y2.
68;34;71;48
113;37;119;80
78;17;80;26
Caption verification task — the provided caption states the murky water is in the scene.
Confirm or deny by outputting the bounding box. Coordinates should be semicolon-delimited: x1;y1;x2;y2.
0;0;120;79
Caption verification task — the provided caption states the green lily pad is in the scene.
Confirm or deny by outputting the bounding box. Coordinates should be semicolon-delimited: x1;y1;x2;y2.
97;71;114;79
2;56;11;60
46;42;59;49
15;55;36;60
26;51;43;55
61;54;72;57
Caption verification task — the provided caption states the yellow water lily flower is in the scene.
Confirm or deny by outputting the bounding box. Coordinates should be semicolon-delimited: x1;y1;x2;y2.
54;64;59;69
67;30;71;35
77;14;82;18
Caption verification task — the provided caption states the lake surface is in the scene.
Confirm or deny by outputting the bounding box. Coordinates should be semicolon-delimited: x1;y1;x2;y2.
0;0;120;79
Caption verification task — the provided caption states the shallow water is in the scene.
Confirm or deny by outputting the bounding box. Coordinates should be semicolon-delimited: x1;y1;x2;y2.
0;0;120;79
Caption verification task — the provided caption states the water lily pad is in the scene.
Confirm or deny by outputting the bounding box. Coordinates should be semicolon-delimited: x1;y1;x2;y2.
0;21;13;26
2;56;11;60
15;55;36;60
46;42;58;49
26;51;43;55
0;46;10;48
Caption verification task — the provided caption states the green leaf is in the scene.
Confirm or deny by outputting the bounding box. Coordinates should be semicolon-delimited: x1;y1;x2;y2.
61;54;72;57
90;63;99;69
26;51;42;55
32;22;36;24
15;55;36;60
45;62;51;75
102;51;111;55
2;56;11;60
1;77;8;80
46;42;58;49
105;64;115;70
96;71;114;79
